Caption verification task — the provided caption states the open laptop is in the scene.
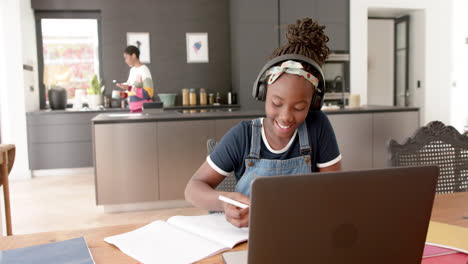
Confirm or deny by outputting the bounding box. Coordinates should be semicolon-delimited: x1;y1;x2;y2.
223;165;439;264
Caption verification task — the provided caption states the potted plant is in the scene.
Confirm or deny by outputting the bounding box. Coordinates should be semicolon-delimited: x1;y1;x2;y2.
87;74;104;109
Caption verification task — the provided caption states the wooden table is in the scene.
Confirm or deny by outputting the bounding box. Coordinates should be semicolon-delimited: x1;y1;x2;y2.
0;193;466;264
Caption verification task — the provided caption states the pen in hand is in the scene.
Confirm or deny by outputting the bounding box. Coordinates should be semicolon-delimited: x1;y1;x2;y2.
218;195;249;209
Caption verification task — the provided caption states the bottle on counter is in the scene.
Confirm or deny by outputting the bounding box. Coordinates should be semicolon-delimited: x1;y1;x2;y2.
189;88;197;106
227;92;232;105
231;92;237;105
215;92;221;105
208;93;215;105
182;88;189;106
103;96;111;108
200;88;207;105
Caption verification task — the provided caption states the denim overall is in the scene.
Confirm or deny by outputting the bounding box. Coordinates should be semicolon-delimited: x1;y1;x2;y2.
235;118;312;197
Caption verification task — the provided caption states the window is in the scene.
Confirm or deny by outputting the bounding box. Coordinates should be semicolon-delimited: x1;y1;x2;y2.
36;12;102;109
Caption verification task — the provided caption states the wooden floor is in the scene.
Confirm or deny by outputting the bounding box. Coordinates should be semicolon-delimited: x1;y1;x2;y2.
8;172;207;235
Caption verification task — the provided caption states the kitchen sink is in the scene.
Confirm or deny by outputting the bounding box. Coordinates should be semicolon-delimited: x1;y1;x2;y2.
107;113;144;117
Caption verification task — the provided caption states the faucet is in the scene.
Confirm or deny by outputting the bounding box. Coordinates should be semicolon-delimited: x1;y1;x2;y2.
333;76;346;109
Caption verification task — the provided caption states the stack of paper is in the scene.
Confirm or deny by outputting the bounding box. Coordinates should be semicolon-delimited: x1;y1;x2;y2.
104;214;248;264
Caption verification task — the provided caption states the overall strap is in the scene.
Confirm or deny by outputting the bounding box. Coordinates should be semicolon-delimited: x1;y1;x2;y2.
298;121;311;155
248;118;262;159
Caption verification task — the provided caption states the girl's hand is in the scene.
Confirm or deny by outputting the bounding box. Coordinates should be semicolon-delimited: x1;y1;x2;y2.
221;192;250;228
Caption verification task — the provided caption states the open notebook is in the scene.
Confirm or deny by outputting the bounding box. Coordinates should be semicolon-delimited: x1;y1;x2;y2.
104;214;248;264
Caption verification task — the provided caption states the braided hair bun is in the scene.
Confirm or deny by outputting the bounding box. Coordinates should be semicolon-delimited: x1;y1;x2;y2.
271;18;329;67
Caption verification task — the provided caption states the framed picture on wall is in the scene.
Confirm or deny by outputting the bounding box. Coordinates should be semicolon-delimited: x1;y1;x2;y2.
186;32;209;63
126;32;151;63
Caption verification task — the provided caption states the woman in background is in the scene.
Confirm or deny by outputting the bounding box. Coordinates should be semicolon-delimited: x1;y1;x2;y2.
117;45;154;112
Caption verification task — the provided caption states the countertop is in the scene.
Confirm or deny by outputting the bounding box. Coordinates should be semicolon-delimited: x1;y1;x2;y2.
91;105;419;124
26;108;130;115
26;104;241;116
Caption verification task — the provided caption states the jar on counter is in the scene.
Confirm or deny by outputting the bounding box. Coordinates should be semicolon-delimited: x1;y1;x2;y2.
200;88;207;105
182;88;189;106
208;93;215;105
231;92;237;105
215;92;221;104
189;88;197;106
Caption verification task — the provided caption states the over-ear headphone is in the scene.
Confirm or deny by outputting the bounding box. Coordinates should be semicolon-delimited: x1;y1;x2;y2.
252;54;326;111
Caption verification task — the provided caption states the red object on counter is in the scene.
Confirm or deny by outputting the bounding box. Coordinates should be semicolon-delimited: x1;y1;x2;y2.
120;91;128;99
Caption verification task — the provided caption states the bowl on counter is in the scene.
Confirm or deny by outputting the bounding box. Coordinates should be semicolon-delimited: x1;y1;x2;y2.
158;93;177;107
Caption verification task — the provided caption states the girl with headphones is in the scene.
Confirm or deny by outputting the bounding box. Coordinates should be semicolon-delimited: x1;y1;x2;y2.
185;18;342;227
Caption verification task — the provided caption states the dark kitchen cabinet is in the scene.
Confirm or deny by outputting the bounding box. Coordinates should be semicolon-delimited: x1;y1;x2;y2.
316;0;349;52
231;0;349;109
230;0;279;110
279;0;349;52
26;110;128;170
26;112;97;170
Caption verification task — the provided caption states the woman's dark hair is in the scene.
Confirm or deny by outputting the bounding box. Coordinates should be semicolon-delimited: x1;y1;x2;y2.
270;18;329;71
124;45;140;59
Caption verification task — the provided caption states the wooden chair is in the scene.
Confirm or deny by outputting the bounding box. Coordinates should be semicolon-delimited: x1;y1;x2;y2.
207;139;237;214
388;121;468;194
0;144;15;235
206;139;237;193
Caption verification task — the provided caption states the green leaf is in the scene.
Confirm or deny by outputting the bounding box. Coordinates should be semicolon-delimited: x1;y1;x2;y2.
88;74;101;95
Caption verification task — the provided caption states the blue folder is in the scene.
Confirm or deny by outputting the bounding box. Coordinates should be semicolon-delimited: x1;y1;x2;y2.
0;237;94;264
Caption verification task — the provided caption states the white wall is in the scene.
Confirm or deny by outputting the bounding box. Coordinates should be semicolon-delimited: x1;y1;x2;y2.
408;10;426;125
0;0;38;180
351;0;453;127
367;19;394;106
0;0;7;239
450;0;468;131
20;0;40;112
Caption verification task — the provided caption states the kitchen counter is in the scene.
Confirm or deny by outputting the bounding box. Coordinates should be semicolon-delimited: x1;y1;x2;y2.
91;105;419;124
26;104;241;116
27;108;130;115
25;105;418;171
92;105;420;209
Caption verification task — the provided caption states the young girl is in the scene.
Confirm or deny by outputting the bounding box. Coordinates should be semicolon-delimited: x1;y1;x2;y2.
117;45;154;112
185;18;342;227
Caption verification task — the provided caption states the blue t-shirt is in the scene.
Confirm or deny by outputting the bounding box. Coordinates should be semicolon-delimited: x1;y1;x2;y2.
207;111;341;181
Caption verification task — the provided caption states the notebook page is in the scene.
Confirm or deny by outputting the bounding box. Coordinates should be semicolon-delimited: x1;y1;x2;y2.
104;220;228;264
168;214;249;248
